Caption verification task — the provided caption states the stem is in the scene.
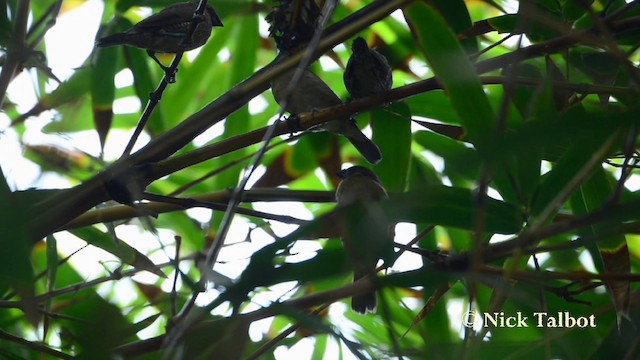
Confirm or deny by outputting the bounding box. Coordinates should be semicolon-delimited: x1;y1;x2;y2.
0;0;30;107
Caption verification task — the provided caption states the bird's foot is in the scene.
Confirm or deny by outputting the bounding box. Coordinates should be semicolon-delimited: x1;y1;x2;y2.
147;50;177;83
285;114;302;136
164;67;177;83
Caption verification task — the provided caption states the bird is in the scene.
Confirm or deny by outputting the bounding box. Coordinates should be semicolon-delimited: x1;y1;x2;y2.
96;2;223;73
344;37;393;100
271;67;382;164
335;166;393;313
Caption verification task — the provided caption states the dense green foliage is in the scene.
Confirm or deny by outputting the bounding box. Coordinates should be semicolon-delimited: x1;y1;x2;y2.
1;0;640;358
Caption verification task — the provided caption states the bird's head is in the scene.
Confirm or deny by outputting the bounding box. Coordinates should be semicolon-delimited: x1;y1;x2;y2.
351;37;369;54
337;166;380;182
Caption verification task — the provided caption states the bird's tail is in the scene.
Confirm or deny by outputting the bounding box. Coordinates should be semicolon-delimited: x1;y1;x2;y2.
352;271;377;314
344;124;382;165
96;33;130;48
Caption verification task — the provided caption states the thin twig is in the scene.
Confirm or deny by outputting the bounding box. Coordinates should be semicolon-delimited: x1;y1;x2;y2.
0;329;72;359
62;188;334;230
171;236;182;317
168;135;298;196
26;0;62;50
0;256;197;308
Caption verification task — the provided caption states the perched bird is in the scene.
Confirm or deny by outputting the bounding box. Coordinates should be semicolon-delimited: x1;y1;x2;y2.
335;166;393;313
271;68;382;164
96;2;223;72
344;37;393;99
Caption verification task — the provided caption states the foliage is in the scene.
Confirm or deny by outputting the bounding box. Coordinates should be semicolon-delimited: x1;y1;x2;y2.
1;0;640;358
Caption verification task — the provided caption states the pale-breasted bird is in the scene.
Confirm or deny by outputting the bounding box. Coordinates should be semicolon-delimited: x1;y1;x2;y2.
344;37;393;99
271;68;382;164
96;2;223;71
335;166;393;314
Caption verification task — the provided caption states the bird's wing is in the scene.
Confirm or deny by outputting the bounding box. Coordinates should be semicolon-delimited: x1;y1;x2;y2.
134;3;195;30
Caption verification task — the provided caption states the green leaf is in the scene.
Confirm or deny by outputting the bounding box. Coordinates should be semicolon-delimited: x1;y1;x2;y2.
311;334;328;360
17;67;92;126
405;91;460;125
387;186;523;235
0;0;16;47
68;227;165;278
486;14;519;34
59;292;138;355
407;153;441;189
0;172;34;302
124;45;168;135
183;315;249;359
530;124;620;218
431;0;477;53
414;130;480;183
207;13;259;222
561;0;593;22
517;0;565;43
404;2;496;155
91;44;119;150
373;102;412;192
163;13;229;124
571;167;630;317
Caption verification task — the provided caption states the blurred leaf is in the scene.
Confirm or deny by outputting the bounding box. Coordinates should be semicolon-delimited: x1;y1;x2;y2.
405;91;460;125
561;0;593;22
414;130;480;182
14;67;91;125
571;167;630;319
162;17;229;124
0;168;34;305
530;123;620;217
431;0;477;53
253;137;332;188
387;186;523;235
59;292;137;356
23;144;96;178
182;314;249;359
92;24;123;151
487;14;519;33
68;227;165;278
311;334;328;360
0;0;14;47
5;0;640;357
517;0;565;43
407;152;442;189
505;62;544;118
373;102;411;192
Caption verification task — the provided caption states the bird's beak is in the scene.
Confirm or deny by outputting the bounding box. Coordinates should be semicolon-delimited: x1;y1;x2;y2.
207;7;224;27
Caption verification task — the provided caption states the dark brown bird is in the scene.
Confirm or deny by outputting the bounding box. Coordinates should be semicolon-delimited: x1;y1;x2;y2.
96;2;223;71
344;37;393;99
335;166;393;313
271;68;382;164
